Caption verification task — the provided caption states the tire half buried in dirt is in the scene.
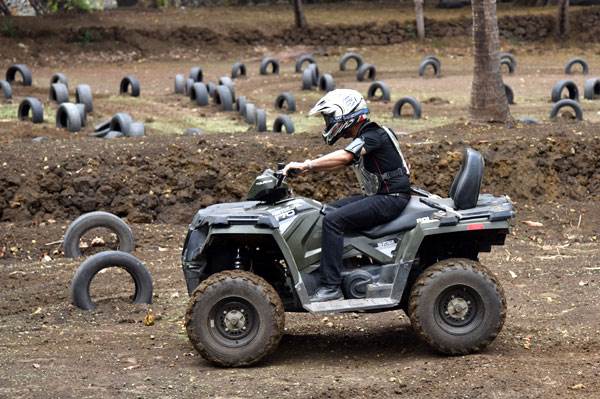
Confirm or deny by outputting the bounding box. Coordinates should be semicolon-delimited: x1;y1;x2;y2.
63;211;135;258
185;270;285;367
70;251;153;311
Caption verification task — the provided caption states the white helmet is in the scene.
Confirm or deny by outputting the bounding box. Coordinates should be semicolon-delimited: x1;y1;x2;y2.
309;89;369;145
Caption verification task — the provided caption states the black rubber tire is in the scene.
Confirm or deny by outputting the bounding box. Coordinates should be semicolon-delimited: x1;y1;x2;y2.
174;74;185;94
295;54;316;73
119;75;140;97
75;103;87;127
367;81;391;102
301;68;314;90
128;122;145;137
56;103;82;133
50;72;69;88
274;92;296;112
94;119;111;132
184;270;285;367
183;128;203;136
75;84;93;113
104;130;124;139
339;52;364;71
583;78;600;100
236;96;248;116
419;59;441;77
424;55;442;67
255;109;267;132
215;85;234;111
307;63;319;85
393;96;422;119
206;82;218;98
63;211;135;258
504;83;515;105
319;73;336;92
551;79;579;102
342;270;373;299
245;103;257;124
190;82;209;106
185;78;195;96
565;57;589;75
408;258;506;355
189;67;203;82
1;80;12;100
356;63;376;82
272;114;294;134
18;97;44;123
499;52;517;70
49;82;69;104
231;62;246;79
500;59;515;74
518;116;539;125
260;57;280;75
218;76;235;100
110;112;133;135
6;64;32;86
550;99;583;121
91;128;110;138
70;251;152;311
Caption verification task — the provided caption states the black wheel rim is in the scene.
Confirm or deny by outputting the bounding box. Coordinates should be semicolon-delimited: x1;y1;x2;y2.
208;297;259;348
434;285;484;335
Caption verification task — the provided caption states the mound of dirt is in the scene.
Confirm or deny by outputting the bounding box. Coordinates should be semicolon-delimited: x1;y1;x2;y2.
0;122;599;224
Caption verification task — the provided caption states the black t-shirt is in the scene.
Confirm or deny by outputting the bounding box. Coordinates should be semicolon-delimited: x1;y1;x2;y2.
348;122;411;194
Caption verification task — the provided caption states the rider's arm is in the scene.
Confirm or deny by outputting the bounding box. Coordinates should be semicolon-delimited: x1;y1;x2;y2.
308;149;354;171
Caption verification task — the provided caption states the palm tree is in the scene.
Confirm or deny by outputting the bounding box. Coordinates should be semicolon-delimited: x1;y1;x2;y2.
470;0;512;123
415;0;425;40
293;0;307;29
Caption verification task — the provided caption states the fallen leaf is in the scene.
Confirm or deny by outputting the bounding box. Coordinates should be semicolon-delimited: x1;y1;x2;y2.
509;270;517;279
569;383;585;390
143;309;155;326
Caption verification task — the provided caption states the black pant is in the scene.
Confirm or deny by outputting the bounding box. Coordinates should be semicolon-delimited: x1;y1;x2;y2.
319;193;410;287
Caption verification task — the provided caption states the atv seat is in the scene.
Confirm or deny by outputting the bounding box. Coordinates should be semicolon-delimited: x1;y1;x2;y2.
360;147;485;239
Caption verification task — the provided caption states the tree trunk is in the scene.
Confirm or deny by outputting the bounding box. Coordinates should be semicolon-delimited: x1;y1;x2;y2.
470;0;512;123
0;0;11;16
556;0;569;40
415;0;425;40
293;0;307;29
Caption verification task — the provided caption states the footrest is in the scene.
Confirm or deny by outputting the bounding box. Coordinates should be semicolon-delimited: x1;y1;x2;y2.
304;298;397;313
366;283;393;298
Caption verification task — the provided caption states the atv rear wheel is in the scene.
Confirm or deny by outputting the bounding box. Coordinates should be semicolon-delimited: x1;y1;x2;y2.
185;270;285;367
408;258;506;355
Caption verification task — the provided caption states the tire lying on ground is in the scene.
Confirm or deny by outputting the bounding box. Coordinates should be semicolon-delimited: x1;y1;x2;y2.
18;97;44;123
185;78;195;96
119;75;140;97
419;58;441;77
273;114;294;134
75;84;93;113
174;74;185;94
236;96;248;116
6;64;32;86
260;57;280;75
551;79;579;102
255;108;267;132
214;85;234;111
356;64;376;82
584;78;600;100
190;82;209;106
500;59;515;74
189;67;203;82
339;52;364;71
94;119;110;132
104;130;124;139
295;54;316;73
49;82;69;104
367;81;391;102
393;96;422;119
0;80;12;100
218;76;235;100
75;103;87;127
274;92;296;112
56;103;82;133
110;112;133;136
504;84;515;105
63;211;135;258
319;74;336;92
231;62;246;79
128;122;145;137
245;103;257;124
183;128;203;136
549;99;583;121
51;72;68;88
185;270;285;367
71;251;152;311
564;57;589;75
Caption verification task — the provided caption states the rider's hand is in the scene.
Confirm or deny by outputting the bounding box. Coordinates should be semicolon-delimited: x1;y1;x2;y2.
283;161;310;176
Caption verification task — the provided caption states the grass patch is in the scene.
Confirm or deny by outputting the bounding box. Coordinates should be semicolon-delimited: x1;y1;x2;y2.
0;104;17;120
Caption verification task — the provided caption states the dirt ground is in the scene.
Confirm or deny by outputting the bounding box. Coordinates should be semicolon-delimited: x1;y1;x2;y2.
1;4;600;399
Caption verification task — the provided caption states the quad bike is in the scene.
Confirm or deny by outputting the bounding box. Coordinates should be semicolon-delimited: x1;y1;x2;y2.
182;147;514;367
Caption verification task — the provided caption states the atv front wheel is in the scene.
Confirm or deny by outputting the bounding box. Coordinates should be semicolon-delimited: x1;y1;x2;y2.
408;258;506;355
185;270;285;367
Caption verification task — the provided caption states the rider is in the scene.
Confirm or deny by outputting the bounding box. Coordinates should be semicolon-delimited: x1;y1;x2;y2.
283;89;411;302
